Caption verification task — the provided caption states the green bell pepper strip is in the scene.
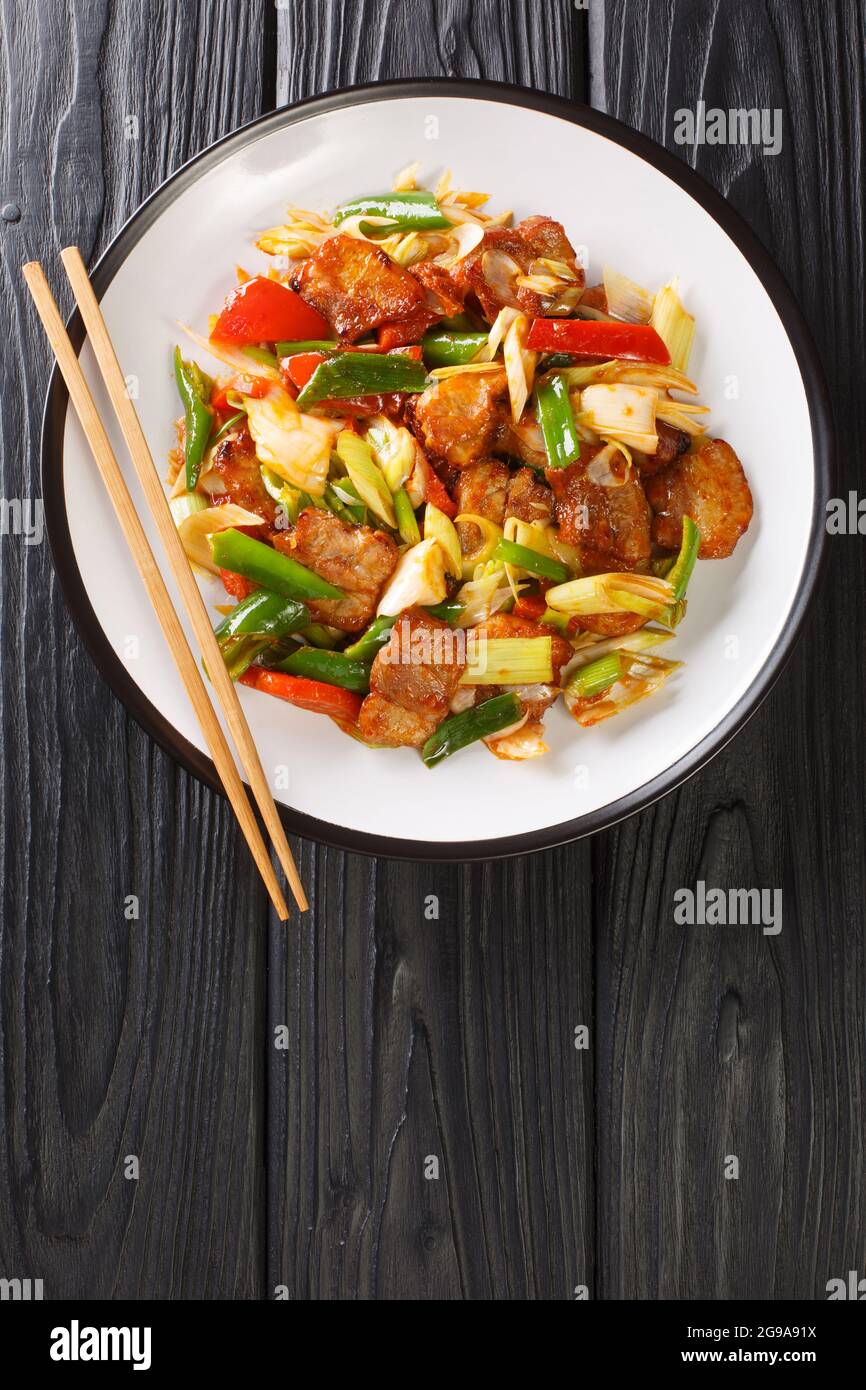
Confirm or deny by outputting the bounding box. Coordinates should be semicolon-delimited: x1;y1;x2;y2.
567;652;622;699
535;373;581;471
494;537;571;584
333;191;453;233
666;516;701;600
210;410;246;447
343;614;396;661
393;487;421;544
275;339;340;356
269;647;371;694
295;353;429;409
209;529;345;601
214;589;309;642
421;693;523;768
424;600;463;626
173;347;213;491
421;330;489;368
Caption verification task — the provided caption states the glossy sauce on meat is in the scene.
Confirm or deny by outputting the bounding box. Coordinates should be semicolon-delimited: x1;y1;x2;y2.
276;508;398;631
646;438;753;558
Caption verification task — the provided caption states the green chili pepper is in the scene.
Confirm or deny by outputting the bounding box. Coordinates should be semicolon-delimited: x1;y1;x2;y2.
343;615;396;661
333;191;453;233
494;537;571;584
209;529;345;601
275;339;340;356
295;353;428;410
421;330;489;368
214;589;309;642
424;600;463;626
325;482;366;526
269;647;371;693
218;635;275;682
173;347;213;491
536;373;581;470
297;623;343;649
421;693;522;768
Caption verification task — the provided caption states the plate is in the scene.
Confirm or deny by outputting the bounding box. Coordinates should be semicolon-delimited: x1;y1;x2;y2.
42;81;832;860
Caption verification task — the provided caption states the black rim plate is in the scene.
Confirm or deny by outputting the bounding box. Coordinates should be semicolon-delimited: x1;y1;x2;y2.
41;79;833;863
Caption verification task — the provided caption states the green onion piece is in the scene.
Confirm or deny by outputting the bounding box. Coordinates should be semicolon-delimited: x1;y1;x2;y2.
461;636;553;686
541;606;570;633
324;483;365;526
421;330;489;368
494;537;571;584
243;345;279;368
209;529;345;601
343;614;396;661
218;634;275;682
275;339;340;356
269;647;371;693
214;589;309;643
536;373;581;470
333;191;453;232
667;516;701;600
393;487;421;544
335;431;397;527
210;410;246;446
173;347;213;491
424;600;463;626
652;555;676;579
421;693;522;768
296;353;428;410
567;652;622;699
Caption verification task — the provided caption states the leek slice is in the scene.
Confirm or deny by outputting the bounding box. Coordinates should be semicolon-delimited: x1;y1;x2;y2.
424;502;462;578
461;636;553;686
650;279;696;373
335;430;396;528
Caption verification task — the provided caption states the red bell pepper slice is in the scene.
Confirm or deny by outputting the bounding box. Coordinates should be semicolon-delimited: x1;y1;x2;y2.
526;318;671;364
220;568;257;601
282;351;328;391
210;375;270;410
211;276;330;344
240;667;364;723
423;466;458;518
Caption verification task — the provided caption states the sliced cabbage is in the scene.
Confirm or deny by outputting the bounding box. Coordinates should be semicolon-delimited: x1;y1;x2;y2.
376;538;447;615
178;503;266;574
245;387;336;497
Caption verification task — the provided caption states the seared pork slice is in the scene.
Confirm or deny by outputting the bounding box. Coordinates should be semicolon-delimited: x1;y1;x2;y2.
290;234;427;341
547;450;652;570
458;216;585;323
645;438;753;559
211;426;277;523
276;508;397;632
357;693;440;748
407;368;509;468
579;283;609;313
358;607;466;747
633;420;691;478
455;459;510;523
570;610;647;637
505;466;554;524
411;261;467;319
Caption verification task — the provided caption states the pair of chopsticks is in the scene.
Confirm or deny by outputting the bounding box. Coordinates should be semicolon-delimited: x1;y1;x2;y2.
24;250;307;918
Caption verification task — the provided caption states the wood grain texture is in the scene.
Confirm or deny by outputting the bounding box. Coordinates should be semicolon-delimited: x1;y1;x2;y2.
591;0;866;1299
270;0;595;1300
0;0;275;1299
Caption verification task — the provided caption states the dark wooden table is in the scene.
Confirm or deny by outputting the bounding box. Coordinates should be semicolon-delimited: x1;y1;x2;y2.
1;0;862;1301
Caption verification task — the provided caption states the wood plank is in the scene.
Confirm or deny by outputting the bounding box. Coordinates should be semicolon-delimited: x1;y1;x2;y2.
270;0;595;1300
591;0;866;1299
0;0;274;1299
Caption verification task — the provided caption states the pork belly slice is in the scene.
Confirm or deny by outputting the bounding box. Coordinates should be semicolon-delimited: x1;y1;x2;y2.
275;508;398;632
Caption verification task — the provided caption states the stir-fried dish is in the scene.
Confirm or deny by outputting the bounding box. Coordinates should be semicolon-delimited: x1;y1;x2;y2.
167;166;753;765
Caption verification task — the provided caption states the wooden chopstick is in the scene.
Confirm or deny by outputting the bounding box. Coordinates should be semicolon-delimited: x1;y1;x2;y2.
24;257;305;917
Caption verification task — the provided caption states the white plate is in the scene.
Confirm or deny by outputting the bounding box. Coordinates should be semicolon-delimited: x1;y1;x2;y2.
43;82;831;859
